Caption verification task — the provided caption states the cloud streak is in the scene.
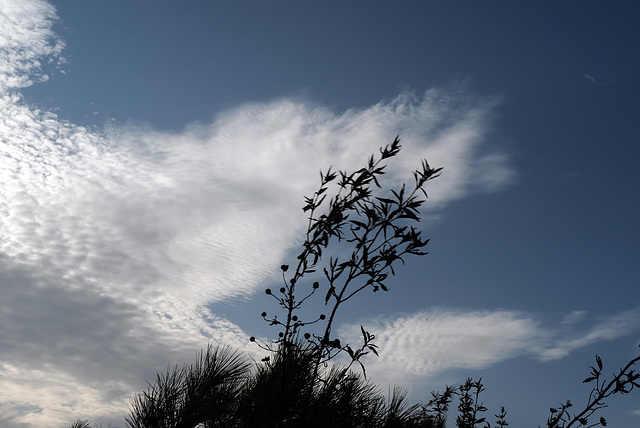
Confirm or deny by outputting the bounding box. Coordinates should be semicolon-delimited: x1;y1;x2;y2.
338;306;640;394
582;73;620;86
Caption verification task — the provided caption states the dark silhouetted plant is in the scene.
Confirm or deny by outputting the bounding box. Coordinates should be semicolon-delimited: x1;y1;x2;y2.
256;136;441;379
544;348;640;428
494;406;508;428
73;137;640;428
125;345;249;428
251;137;441;424
68;419;91;428
236;339;425;428
456;378;489;428
419;384;457;428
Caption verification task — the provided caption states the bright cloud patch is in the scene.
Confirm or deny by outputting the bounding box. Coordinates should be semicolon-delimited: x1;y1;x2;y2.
339;309;541;387
0;0;64;92
338;306;640;391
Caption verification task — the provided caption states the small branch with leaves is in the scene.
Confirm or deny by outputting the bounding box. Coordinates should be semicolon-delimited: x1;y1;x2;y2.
252;137;442;380
545;346;640;428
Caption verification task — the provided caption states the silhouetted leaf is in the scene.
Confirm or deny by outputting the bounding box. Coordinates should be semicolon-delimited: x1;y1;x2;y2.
325;286;335;304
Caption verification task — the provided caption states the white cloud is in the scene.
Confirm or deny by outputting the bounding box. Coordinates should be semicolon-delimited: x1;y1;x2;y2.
339;309;541;385
0;0;64;92
337;306;640;392
537;308;640;360
0;84;512;313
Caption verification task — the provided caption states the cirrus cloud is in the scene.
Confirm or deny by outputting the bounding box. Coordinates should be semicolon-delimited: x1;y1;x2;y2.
338;306;640;394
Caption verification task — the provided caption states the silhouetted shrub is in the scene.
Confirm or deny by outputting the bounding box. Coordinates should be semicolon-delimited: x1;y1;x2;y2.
73;138;639;428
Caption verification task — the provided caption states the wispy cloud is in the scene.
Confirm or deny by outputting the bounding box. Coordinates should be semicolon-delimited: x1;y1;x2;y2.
338;306;640;391
340;309;540;377
562;309;588;324
536;307;640;360
582;73;620;86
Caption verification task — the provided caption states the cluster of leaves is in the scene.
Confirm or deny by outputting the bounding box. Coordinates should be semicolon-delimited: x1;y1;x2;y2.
68;420;91;428
416;379;508;428
126;345;249;428
255;136;442;378
545;349;640;428
456;379;491;428
416;354;640;428
415;352;640;428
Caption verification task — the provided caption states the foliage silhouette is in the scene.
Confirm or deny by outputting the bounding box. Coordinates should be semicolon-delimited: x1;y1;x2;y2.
236;339;425;428
456;378;489;428
255;136;441;380
70;137;640;428
68;420;91;428
544;349;640;428
125;345;249;428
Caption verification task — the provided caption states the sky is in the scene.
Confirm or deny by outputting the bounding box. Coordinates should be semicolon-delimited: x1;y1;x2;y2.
0;1;639;426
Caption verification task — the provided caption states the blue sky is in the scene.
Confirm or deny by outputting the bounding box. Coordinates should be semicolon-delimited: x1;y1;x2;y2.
1;1;639;426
